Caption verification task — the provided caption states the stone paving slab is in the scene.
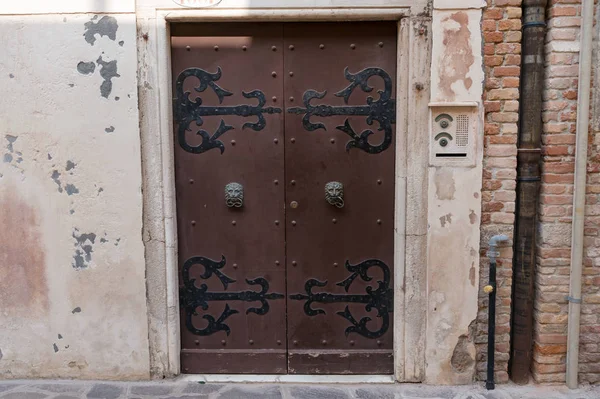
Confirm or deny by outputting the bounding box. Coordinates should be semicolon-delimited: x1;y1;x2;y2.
0;380;597;399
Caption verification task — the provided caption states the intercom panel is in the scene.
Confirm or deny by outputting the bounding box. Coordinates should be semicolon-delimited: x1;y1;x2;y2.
429;103;478;167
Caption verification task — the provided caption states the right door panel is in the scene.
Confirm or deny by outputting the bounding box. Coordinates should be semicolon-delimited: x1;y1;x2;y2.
283;22;397;374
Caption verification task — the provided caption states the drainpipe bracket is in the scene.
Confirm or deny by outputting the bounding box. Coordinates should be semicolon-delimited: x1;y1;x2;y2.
566;295;582;304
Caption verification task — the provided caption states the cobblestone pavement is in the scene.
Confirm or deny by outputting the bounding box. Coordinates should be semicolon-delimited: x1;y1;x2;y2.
0;380;598;399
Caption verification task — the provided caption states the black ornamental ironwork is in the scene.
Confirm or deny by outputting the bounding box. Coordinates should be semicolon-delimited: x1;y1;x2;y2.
287;67;396;154
173;67;282;155
290;259;393;338
179;255;284;336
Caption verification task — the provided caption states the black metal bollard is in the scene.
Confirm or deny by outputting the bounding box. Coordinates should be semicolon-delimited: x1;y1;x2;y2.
485;257;497;390
485;234;509;390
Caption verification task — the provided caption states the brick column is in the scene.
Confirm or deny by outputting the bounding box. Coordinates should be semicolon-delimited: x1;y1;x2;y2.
478;0;522;383
533;0;600;384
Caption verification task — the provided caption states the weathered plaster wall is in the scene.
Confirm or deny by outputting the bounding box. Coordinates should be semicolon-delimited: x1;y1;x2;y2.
426;2;485;384
0;8;149;379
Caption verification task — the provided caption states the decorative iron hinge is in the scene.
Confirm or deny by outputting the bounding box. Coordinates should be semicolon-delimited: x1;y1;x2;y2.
173;67;282;155
179;255;284;336
290;259;393;338
288;67;396;154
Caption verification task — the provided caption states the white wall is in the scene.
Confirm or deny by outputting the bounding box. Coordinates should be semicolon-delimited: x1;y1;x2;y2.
0;7;149;379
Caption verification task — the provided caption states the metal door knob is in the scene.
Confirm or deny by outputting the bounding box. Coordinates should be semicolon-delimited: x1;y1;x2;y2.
483;285;494;294
225;182;244;208
325;181;344;208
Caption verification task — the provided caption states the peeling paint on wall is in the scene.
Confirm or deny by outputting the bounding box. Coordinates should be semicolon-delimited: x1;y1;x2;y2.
65;184;79;195
50;162;80;195
439;12;474;100
469;263;476;286
3;135;24;174
83;15;118;46
51;170;63;193
71;229;97;269
450;320;476;377
439;213;453;227
469;209;478;224
96;56;120;98
76;61;95;75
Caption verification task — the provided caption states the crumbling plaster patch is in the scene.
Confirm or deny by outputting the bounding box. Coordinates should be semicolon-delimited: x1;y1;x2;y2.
0;13;148;379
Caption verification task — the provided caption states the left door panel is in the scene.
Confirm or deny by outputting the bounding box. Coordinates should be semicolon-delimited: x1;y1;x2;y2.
172;23;287;374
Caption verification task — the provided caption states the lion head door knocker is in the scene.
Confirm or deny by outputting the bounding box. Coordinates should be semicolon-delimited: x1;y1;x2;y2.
225;182;244;208
325;181;344;208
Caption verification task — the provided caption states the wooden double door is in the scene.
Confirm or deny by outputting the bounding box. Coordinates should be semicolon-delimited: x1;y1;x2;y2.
172;22;397;374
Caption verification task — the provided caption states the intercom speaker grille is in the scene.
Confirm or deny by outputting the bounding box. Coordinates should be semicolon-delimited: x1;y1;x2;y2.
456;115;469;147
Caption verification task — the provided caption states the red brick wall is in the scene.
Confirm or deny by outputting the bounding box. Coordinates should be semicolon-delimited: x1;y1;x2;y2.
479;0;600;384
478;0;522;383
533;0;600;384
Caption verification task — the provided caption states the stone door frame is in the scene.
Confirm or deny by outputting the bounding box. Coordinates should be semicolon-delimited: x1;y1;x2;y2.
137;2;432;382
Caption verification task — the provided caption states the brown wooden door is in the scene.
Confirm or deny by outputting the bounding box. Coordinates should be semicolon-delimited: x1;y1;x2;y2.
284;23;396;374
172;23;287;374
172;22;397;375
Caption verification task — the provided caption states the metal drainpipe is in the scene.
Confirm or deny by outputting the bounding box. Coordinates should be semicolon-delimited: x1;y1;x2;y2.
566;0;594;388
509;0;547;384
